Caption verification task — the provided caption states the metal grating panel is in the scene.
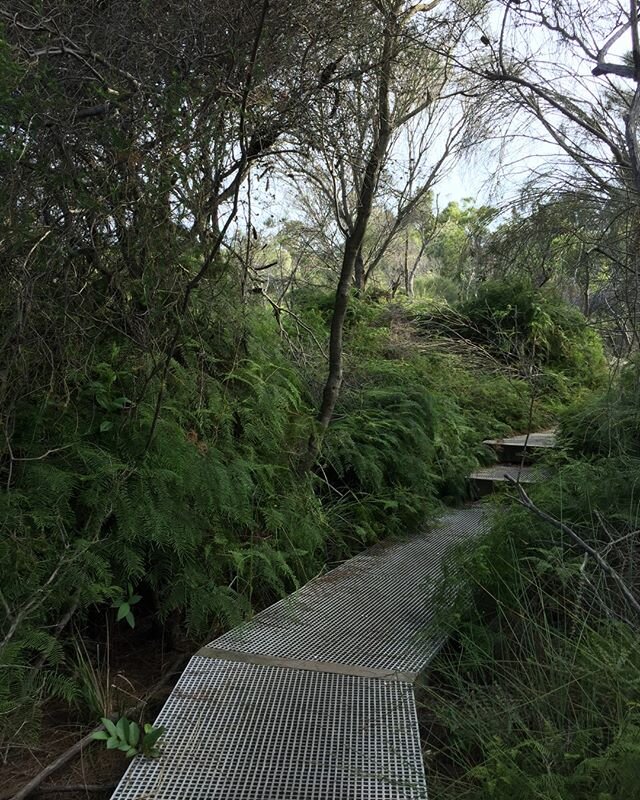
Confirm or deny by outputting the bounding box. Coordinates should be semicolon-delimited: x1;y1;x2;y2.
111;657;428;800
207;507;486;674
110;507;490;800
469;464;549;483
483;430;556;449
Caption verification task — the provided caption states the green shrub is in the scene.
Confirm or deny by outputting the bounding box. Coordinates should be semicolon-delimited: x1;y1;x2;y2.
423;454;640;800
415;279;607;394
323;368;438;544
561;357;640;458
0;309;331;745
413;274;460;303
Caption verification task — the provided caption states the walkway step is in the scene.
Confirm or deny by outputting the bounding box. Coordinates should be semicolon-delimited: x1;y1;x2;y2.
110;507;488;800
482;429;556;462
469;463;551;497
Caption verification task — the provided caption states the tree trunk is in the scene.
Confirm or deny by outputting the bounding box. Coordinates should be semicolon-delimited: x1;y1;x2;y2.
403;230;410;295
304;11;396;469
354;247;366;292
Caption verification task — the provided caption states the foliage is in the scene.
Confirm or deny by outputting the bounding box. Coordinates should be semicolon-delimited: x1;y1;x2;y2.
413;273;460;304
323;361;439;545
415;279;606;396
560;357;640;458
92;717;165;759
424;200;498;290
423;430;640;798
112;585;142;629
483;195;612;308
0;301;330;746
312;292;577;525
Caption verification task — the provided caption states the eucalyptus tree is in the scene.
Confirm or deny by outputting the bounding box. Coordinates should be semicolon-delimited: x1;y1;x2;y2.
284;0;486;461
283;4;480;289
424;200;497;294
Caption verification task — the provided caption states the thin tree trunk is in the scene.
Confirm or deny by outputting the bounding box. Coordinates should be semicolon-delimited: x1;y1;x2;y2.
304;12;396;469
403;230;410;295
354;247;365;292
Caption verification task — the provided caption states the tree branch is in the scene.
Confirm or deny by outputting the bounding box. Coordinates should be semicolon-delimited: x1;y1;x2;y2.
506;476;640;619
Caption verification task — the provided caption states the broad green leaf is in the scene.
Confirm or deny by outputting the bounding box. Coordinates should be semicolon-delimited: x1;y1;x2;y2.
129;722;140;747
102;718;118;738
95;394;111;410
113;396;131;408
116;717;129;742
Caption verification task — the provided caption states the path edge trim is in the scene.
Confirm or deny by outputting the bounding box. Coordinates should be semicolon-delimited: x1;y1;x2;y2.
195;645;418;683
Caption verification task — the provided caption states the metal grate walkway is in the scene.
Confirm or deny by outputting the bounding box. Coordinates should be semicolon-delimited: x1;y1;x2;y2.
469;464;549;484
482;430;556;450
110;659;426;800
206;507;484;678
110;507;488;800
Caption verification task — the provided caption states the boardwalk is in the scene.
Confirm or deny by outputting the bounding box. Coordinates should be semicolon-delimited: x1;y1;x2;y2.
110;509;487;800
109;430;554;800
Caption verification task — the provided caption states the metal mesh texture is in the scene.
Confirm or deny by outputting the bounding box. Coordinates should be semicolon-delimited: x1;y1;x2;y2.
483;431;556;449
110;507;489;800
469;464;549;483
208;507;487;674
111;657;428;800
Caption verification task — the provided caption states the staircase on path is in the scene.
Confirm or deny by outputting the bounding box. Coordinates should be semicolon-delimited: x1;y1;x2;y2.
109;431;556;800
469;429;555;497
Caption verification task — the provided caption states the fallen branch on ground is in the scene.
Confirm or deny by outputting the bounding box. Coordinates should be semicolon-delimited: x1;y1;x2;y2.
35;783;117;795
6;655;186;800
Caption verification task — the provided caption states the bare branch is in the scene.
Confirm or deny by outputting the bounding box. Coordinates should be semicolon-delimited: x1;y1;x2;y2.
507;476;640;619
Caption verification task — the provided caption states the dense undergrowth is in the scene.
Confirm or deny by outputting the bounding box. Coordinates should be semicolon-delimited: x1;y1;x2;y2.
0;278;604;753
423;357;640;800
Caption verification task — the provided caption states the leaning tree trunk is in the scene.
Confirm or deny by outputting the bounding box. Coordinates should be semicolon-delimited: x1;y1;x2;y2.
304;13;396;469
354;247;366;292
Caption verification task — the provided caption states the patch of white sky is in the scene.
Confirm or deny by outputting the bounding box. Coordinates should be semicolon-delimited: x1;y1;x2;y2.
442;1;633;210
246;1;633;234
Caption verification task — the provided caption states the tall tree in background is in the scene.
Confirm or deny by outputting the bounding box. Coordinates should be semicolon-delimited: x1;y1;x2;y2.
303;0;483;460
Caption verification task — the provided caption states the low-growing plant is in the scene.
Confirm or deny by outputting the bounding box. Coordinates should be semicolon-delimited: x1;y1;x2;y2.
72;635;112;720
112;584;142;629
92;717;165;759
560;356;640;458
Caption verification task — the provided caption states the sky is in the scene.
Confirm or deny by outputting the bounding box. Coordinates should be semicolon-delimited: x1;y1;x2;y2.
248;2;634;232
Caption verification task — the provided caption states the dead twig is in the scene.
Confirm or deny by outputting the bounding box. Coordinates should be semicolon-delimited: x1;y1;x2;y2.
34;783;117;795
506;475;640;619
8;655;186;800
